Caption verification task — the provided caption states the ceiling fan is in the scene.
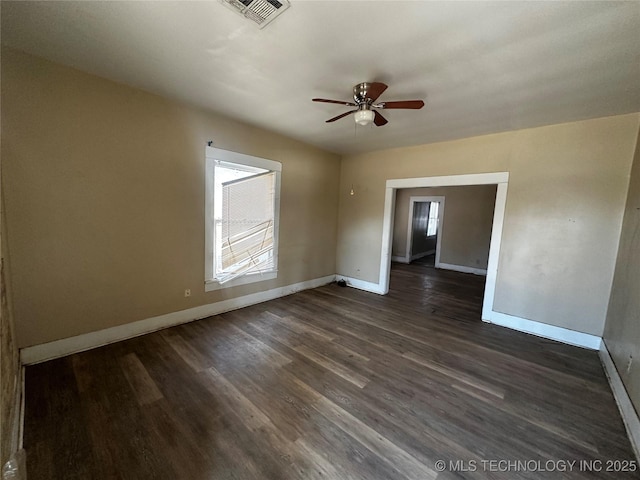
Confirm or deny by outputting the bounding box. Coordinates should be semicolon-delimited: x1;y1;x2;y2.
312;82;424;127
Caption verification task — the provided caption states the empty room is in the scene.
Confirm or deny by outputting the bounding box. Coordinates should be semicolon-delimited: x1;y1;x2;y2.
2;1;640;479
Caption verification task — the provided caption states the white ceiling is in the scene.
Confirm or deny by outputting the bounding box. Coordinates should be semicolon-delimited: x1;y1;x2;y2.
2;1;639;155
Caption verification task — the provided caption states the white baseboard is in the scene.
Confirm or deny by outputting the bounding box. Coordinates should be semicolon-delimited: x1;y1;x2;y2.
410;250;435;261
391;255;410;264
437;262;487;276
336;275;386;295
20;275;336;365
600;341;640;461
487;311;602;350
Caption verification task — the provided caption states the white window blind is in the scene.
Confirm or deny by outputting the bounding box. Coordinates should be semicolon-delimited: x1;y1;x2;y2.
205;147;281;291
214;163;276;284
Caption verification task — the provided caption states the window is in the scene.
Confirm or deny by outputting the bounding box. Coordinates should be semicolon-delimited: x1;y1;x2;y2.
205;147;281;291
426;201;439;237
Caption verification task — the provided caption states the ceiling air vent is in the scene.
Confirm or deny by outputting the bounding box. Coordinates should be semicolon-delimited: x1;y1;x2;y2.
221;0;290;29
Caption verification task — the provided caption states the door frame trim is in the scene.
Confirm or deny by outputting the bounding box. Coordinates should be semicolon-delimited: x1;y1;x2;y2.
379;172;508;321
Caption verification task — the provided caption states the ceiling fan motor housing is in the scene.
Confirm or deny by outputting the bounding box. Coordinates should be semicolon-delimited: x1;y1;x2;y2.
353;82;373;106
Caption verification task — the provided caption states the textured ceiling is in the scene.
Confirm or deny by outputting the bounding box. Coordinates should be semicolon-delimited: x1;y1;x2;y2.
2;1;639;155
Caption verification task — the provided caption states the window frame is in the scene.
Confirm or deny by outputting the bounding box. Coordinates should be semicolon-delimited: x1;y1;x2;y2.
204;146;281;292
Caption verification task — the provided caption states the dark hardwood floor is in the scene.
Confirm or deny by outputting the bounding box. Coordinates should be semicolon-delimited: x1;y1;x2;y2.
24;263;638;479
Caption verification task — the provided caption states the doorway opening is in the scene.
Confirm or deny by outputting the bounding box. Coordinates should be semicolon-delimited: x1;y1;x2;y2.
393;196;445;267
378;172;508;321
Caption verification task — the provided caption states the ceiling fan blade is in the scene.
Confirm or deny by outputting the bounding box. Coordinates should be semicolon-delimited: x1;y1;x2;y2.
367;82;388;102
378;100;425;109
326;110;358;123
373;111;388;126
313;98;357;107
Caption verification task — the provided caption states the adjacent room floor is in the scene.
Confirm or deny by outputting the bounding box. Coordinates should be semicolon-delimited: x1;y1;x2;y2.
24;264;637;479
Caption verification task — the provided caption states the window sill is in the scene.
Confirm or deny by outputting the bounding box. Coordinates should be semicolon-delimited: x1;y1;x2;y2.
205;271;277;292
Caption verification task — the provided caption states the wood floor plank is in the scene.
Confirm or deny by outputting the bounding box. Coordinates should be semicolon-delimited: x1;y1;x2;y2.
293;344;370;388
24;360;97;479
203;366;275;431
118;352;164;405
402;350;505;399
160;329;212;372
226;317;293;367
263;310;337;341
201;366;344;479
23;262;639;479
286;348;516;479
286;374;438;480
293;438;349;480
72;346;180;479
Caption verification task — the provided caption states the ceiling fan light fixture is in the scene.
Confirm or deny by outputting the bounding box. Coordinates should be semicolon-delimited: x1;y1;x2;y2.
354;109;375;126
313;82;424;126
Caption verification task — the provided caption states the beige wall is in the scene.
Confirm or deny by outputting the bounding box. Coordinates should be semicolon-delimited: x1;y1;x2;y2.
393;185;496;269
1;49;341;347
604;128;640;412
337;113;640;336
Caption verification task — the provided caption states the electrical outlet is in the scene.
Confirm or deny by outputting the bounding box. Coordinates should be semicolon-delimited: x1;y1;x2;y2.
184;289;191;297
627;356;633;374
